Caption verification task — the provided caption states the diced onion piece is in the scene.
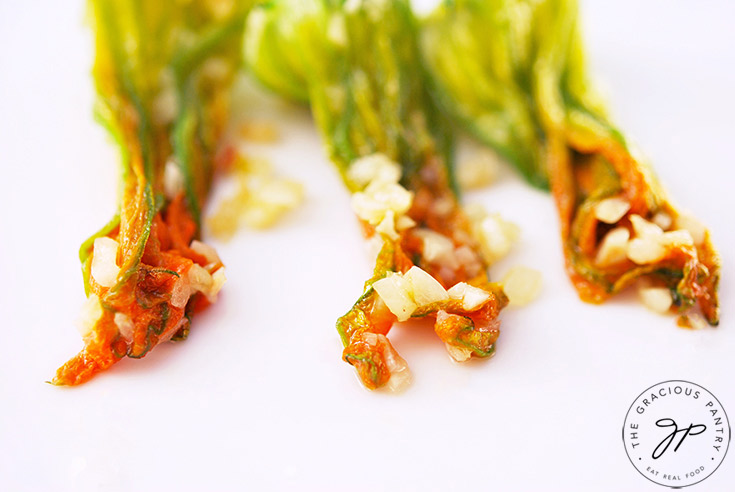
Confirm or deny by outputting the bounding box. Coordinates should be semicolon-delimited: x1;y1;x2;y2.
637;283;673;314
351;180;413;225
502;266;542;307
404;266;449;306
380;336;412;393
447;282;491;311
682;313;707;330
170;277;189;308
76;294;103;338
595;227;630;267
190;240;221;266
595;196;630;224
395;215;416;231
661;230;694;248
373;273;417;322
436;311;474;362
627;237;666;265
91;237;120;288
457;149;500;190
114;313;135;342
466;204;519;265
347;153;402;189
352;181;413;225
445;342;473;362
163;159;185;200
652;212;673;230
207;268;226;303
375;210;399;240
674;214;706;245
630;214;663;238
415;229;458;269
454;245;483;277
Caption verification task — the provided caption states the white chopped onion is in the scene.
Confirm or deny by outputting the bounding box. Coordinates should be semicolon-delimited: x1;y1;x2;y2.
163;159;184;200
502;266;542;307
637;283;673;314
395;215;416;231
76;294;103;338
347;153;402;189
447;282;490;311
372;273;417;322
595;227;630;267
627;237;667;265
351;180;413;226
415;229;458;269
674;214;706;245
630;214;663;238
595;196;630;224
652;212;673;230
377;334;412;393
90;237;120;288
466;205;519;265
375;210;399;240
456;149;500;190
445;342;473;362
661;230;694;248
114;312;135;342
404;266;449;306
190;240;221;266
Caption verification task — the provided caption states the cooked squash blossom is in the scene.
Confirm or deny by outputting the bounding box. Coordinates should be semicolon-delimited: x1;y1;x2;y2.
246;0;509;391
53;0;251;386
420;0;720;326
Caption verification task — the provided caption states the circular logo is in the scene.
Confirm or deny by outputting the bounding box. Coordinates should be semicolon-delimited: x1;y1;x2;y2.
623;380;730;487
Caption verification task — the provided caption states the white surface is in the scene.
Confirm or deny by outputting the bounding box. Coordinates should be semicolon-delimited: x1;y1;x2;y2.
1;1;734;490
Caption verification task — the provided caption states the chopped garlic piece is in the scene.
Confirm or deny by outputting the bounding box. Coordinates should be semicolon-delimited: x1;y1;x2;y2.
674;214;706;245
163;159;184;200
477;214;519;264
373;273;417;322
91;237;120;288
637;283;673;314
682;313;707;330
630;214;663;238
652;212;673;230
351;180;413;225
76;294;103;338
445;342;473;362
114;312;135;342
347;153;402;189
447;282;491;311
595;196;630;224
502;266;542;307
190;240;221;266
457;149;500;190
395;215;416;231
404;266;449;306
595;227;630;267
464;203;519;264
415;229;458;269
627;237;666;265
661;230;694;248
381;338;412;392
375;210;399;240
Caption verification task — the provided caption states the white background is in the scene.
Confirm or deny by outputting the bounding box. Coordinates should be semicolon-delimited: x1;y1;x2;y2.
1;1;734;490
